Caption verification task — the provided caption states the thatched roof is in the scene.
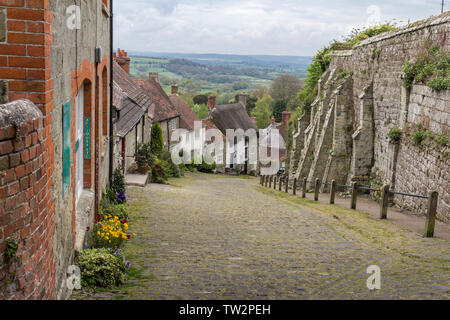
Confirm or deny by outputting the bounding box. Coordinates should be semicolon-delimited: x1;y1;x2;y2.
211;102;257;135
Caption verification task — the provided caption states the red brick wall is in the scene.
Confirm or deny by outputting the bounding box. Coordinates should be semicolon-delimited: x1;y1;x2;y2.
0;116;55;300
0;0;55;300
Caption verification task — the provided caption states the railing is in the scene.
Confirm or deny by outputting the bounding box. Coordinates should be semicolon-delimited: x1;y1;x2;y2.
260;175;439;238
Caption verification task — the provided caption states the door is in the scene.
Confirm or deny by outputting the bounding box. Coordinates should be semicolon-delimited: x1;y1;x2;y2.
75;84;84;205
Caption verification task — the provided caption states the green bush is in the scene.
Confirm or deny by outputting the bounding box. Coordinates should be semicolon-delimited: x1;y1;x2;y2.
111;168;126;195
403;44;450;91
413;127;426;145
196;159;217;173
150;122;164;155
388;128;402;142
134;143;155;170
151;158;167;184
100;203;129;222
78;249;127;288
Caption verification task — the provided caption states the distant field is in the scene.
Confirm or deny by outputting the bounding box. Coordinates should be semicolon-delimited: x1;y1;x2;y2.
128;52;312;96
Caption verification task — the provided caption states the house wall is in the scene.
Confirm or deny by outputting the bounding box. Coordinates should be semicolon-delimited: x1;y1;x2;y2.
160;117;180;150
0;0;111;300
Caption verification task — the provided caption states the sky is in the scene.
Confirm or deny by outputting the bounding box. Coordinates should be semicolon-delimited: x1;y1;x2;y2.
113;0;447;56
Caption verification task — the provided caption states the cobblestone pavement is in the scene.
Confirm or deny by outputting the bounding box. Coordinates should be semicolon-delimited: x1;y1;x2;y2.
73;173;450;300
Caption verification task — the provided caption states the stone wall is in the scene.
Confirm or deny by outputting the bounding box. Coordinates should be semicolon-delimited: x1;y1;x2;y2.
289;13;449;222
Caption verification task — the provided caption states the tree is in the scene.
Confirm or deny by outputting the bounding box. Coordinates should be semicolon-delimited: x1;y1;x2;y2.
270;74;303;110
273;100;287;123
251;85;269;99
251;93;273;129
193;94;208;105
192;104;208;119
150;122;164;155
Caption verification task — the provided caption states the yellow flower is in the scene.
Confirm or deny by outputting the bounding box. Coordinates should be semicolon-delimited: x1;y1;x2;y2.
132;233;136;236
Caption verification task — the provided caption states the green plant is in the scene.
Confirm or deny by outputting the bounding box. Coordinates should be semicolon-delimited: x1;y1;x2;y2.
388;128;402;142
151;158;168;184
150;122;164;155
111;168;126;196
159;151;181;178
134;143;155;170
402;44;450;91
100;203;130;222
93;215;134;248
4;238;19;264
412;126;426;145
437;134;448;146
374;48;381;59
196;159;217;173
77;249;127;288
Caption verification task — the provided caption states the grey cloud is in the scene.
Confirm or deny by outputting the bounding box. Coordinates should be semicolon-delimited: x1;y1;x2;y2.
114;0;447;55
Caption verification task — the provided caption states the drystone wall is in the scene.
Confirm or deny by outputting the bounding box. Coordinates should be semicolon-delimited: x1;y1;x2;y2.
289;13;449;222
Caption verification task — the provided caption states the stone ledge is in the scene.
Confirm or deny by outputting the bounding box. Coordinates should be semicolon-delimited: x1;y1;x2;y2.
0;99;42;129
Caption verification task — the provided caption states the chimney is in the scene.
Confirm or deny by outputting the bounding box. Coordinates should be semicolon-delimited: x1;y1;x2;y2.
238;93;247;107
171;84;179;95
271;116;275;124
149;72;159;83
114;49;130;74
282;109;291;126
208;95;216;110
251;116;256;125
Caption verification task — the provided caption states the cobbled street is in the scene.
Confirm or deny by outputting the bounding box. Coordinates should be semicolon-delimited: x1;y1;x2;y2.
74;173;450;300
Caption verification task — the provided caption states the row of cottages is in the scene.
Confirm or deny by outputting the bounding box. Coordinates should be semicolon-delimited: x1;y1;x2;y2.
0;1;112;300
136;73;181;151
112;51;152;172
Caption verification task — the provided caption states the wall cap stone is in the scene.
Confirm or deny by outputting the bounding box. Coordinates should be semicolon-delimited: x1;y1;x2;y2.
0;99;43;129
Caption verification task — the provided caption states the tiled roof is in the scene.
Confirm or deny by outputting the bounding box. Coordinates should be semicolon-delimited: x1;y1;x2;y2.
136;78;180;122
113;61;153;137
115;96;146;138
113;62;153;111
211;102;257;135
169;94;200;131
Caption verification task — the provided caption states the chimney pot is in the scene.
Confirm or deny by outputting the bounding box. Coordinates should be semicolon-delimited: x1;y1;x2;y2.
208;96;216;110
171;84;179;95
282;109;291;125
238;93;247;107
149;72;159;83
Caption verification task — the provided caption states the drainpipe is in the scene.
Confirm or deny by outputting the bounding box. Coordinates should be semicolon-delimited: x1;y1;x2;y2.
108;0;114;185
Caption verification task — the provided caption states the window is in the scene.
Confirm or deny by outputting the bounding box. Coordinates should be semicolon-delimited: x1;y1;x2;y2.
169;118;177;132
75;84;84;203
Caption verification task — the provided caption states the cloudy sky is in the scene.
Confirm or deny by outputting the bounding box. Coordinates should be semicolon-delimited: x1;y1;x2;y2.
114;0;447;56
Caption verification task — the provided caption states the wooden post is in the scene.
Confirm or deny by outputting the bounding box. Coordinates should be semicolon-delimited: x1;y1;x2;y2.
265;176;269;187
273;175;277;190
285;177;289;193
379;184;390;219
351;182;358;210
260;175;263;185
314;178;320;201
302;178;307;198
330;180;336;204
424;191;438;238
293;178;297;195
279;176;282;191
269;176;272;188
